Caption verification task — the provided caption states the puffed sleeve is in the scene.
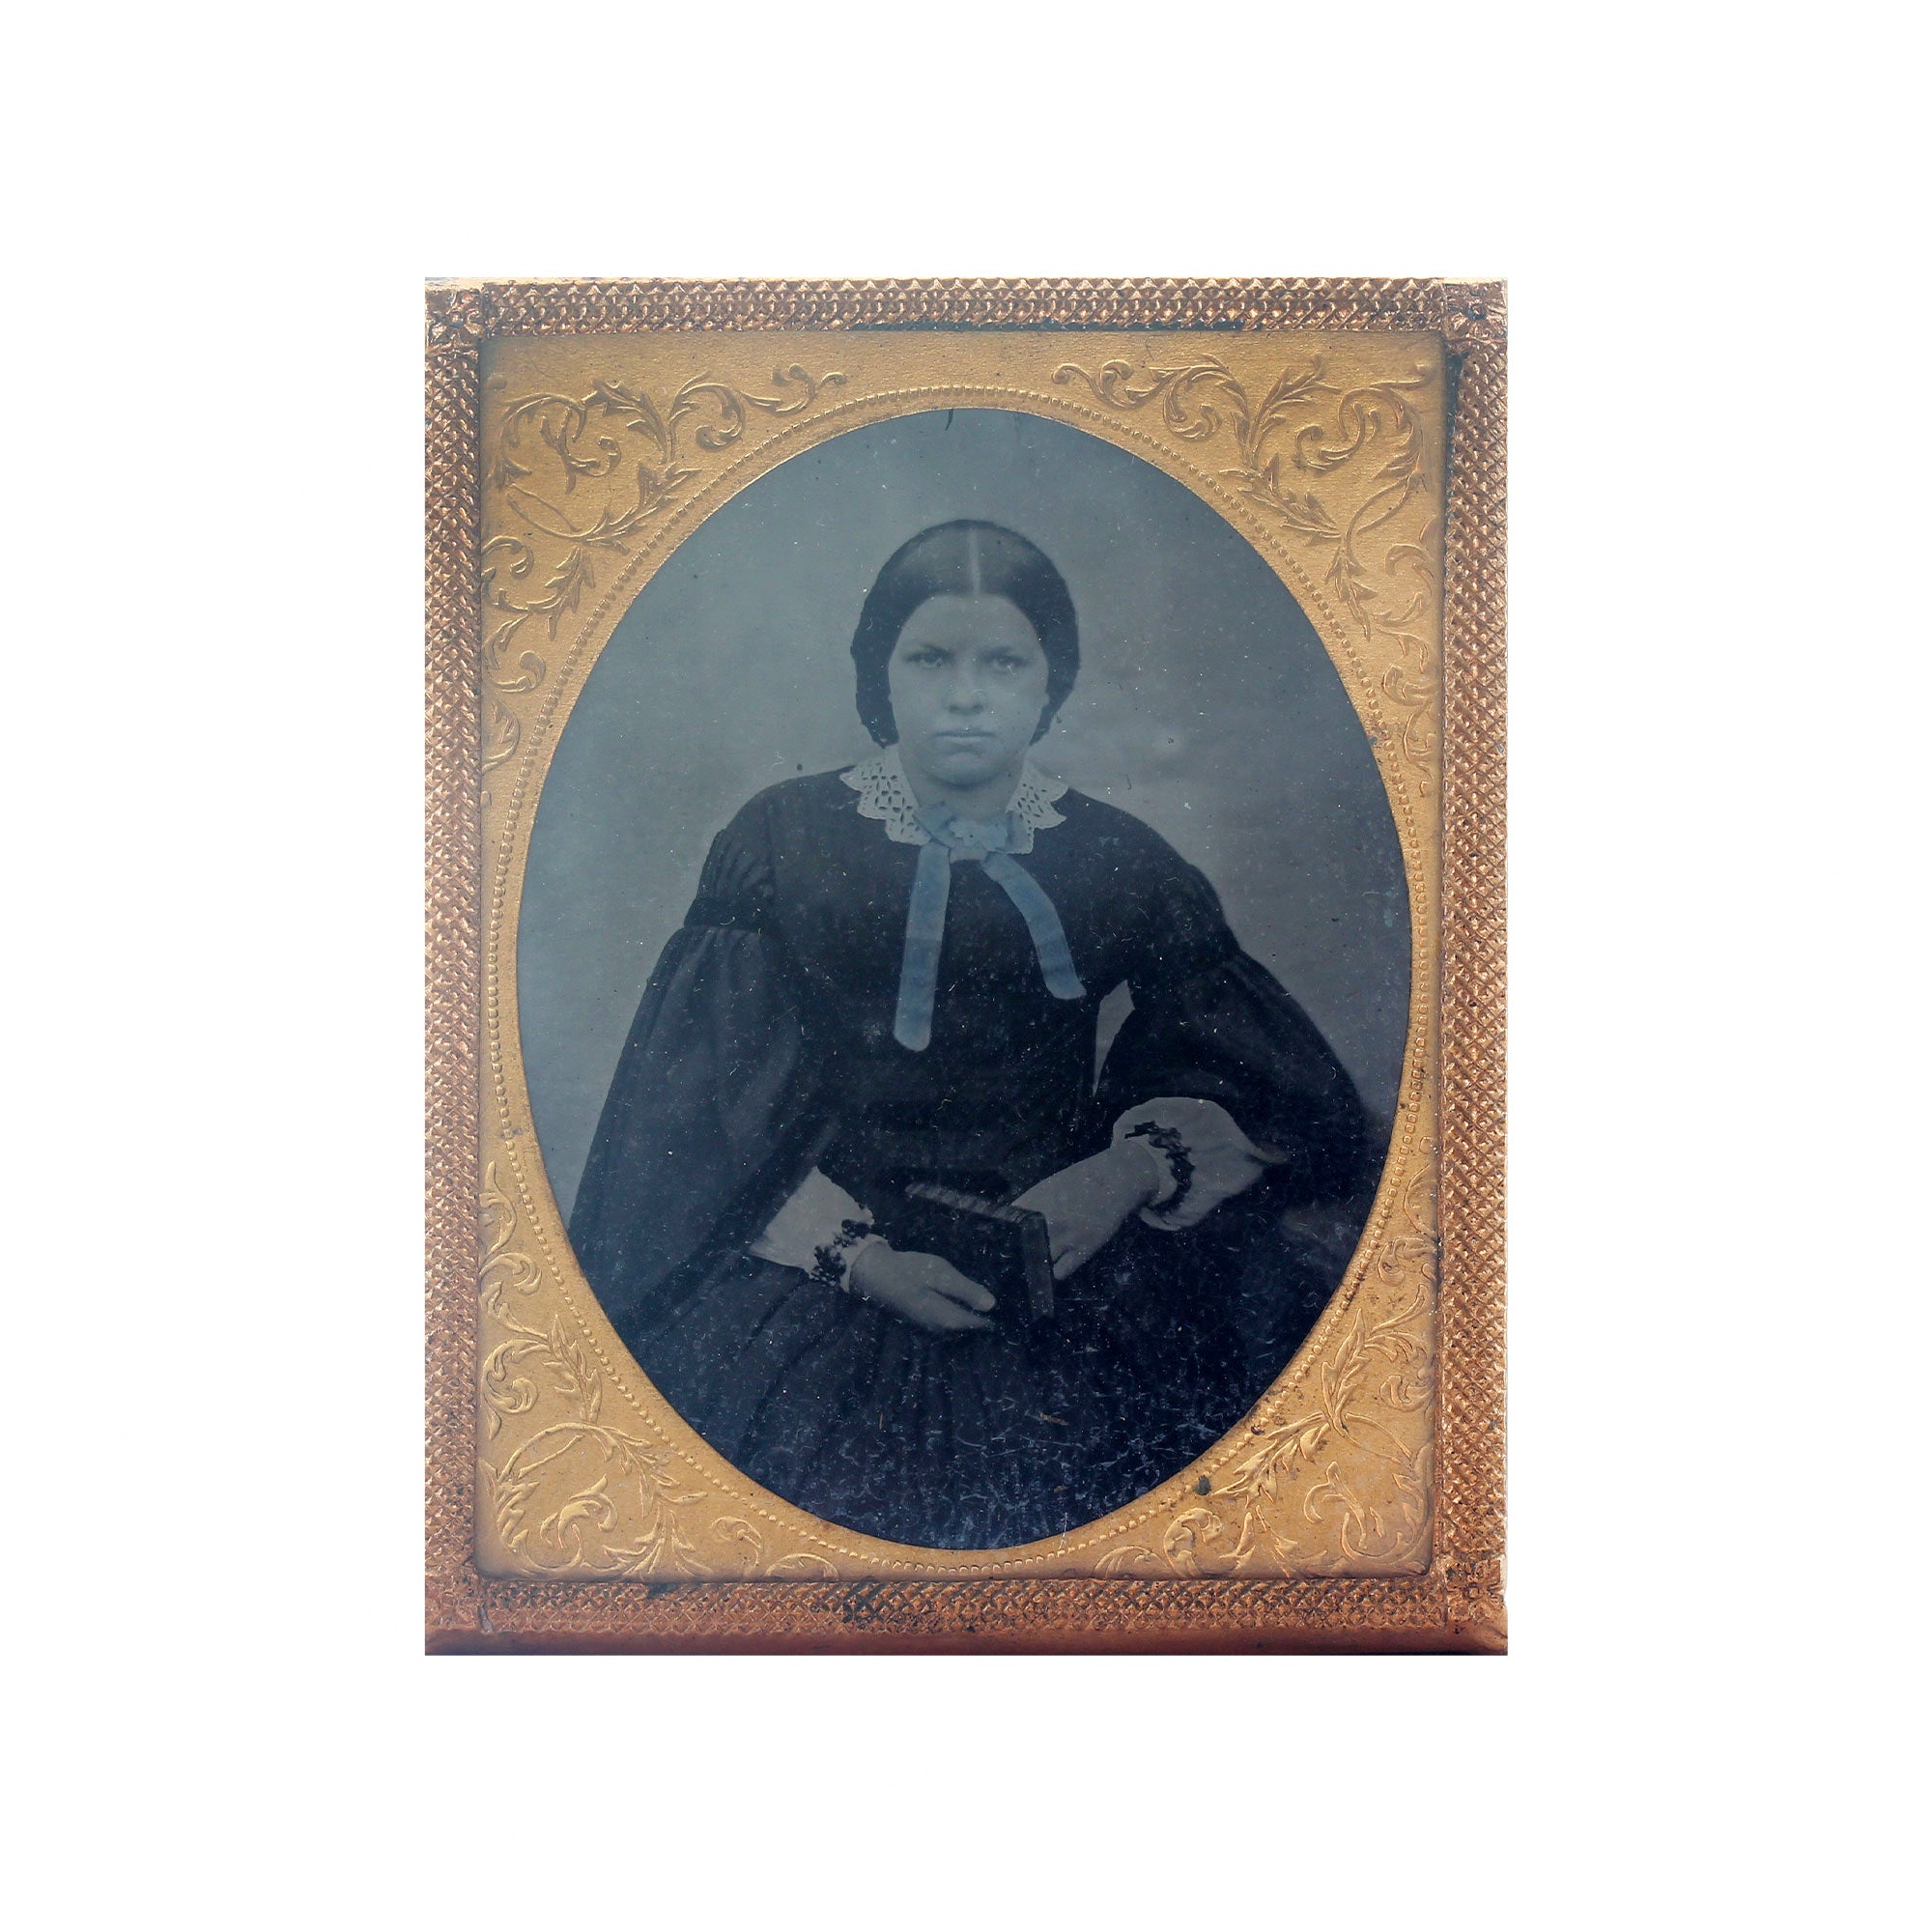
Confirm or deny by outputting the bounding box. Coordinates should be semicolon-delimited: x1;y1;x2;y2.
567;796;821;1341
1094;844;1374;1212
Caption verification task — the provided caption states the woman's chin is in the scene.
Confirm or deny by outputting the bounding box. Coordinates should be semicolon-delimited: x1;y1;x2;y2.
918;746;1011;789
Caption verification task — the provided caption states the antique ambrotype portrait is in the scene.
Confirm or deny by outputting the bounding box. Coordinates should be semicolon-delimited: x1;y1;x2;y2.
425;277;1506;1652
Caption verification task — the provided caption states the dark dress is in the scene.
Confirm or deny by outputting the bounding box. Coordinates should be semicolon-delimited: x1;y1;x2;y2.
569;769;1378;1549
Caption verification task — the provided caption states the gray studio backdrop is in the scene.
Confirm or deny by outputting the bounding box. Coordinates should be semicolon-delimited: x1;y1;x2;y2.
522;410;1411;1222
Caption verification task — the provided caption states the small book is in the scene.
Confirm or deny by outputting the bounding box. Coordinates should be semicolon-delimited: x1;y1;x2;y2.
881;1182;1055;1321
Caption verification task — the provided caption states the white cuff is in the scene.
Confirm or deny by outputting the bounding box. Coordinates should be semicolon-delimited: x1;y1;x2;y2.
1112;1096;1278;1232
750;1168;883;1289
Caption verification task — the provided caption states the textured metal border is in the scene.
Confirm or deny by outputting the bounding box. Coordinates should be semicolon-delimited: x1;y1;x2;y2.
425;277;1505;1654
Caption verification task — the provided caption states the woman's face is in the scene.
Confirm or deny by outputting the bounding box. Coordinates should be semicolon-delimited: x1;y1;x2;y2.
887;594;1052;797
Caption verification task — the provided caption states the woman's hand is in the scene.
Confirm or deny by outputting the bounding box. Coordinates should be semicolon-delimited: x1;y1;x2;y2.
847;1243;996;1335
1011;1144;1159;1280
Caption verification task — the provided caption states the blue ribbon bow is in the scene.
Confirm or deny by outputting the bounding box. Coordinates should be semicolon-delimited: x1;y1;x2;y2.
893;803;1086;1051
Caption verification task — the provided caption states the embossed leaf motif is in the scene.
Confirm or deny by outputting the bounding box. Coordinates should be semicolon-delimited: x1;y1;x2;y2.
480;1339;546;1441
765;1552;839;1580
545;1314;601;1423
713;1517;766;1577
481;700;521;777
552;1474;617;1540
479;1162;542;1317
481;1161;516;1260
1302;1459;1425;1568
1071;358;1240;441
489;1423;709;1577
483;619;546;696
585;379;672;458
1162;1507;1227;1577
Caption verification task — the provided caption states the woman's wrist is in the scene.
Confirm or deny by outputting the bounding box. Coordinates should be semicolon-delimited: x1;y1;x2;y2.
1118;1118;1194;1213
810;1221;885;1293
1111;1137;1166;1208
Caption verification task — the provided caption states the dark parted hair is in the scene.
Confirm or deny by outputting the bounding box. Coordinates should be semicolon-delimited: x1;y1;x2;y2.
850;520;1079;746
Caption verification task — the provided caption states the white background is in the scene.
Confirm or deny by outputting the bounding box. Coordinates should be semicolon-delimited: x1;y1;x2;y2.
6;2;1920;1925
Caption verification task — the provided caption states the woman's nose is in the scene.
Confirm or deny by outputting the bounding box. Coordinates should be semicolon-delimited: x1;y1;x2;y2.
946;673;986;710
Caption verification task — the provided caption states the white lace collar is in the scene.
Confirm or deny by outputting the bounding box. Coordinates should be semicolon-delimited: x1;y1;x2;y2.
841;745;1068;852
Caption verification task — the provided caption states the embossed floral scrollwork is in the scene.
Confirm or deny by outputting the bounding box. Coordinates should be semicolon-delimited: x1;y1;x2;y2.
1054;354;1441;785
479;1162;541;1317
709;1517;841;1581
478;1162;718;1577
488;1422;710;1578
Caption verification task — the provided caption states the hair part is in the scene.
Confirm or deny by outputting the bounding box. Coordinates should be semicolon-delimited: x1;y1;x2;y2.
850;520;1079;746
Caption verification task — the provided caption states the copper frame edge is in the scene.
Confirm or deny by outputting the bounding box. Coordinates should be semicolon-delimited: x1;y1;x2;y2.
424;276;1506;1657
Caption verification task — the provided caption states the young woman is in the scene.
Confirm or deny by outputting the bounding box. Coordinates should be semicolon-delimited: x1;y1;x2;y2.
569;520;1376;1548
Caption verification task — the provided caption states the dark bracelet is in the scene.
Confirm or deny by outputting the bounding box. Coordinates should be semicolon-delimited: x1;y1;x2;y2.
1124;1122;1194;1215
809;1217;877;1292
